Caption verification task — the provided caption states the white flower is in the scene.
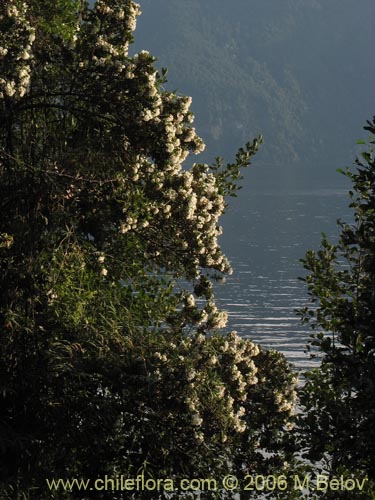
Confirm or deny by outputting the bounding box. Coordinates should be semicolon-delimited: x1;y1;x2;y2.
20;50;31;60
184;127;196;142
142;109;154;122
19;68;29;80
186;193;197;220
185;294;195;308
208;355;218;366
217;385;225;399
7;5;19;17
234;420;246;433
191;414;203;427
100;268;108;276
120;223;130;234
29;30;36;44
231;365;241;381
4;81;16;97
212;310;228;328
195;334;205;344
237;406;246;418
195;431;204;443
154;352;167;362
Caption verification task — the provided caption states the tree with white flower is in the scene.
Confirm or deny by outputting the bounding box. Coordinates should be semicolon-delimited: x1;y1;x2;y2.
0;1;296;498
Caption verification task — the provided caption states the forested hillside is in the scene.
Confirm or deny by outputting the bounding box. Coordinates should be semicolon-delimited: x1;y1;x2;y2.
135;0;375;186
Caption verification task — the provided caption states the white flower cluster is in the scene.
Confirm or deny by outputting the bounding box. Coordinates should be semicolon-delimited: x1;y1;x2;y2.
158;94;206;167
150;332;259;444
272;370;298;417
125;1;141;31
95;0;141;32
72;3;228;279
92;32;129;63
90;0;141;65
184;293;195;309
114;152;228;279
0;1;34;100
221;332;259;399
128;162;229;275
208;334;259;435
207;302;228;328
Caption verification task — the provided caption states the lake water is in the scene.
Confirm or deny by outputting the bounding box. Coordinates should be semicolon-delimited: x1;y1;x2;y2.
215;188;352;370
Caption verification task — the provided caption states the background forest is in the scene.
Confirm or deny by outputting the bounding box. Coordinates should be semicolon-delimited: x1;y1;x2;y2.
135;0;375;186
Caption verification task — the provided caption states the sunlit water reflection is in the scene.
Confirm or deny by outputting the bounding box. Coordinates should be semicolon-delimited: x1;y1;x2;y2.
216;189;352;370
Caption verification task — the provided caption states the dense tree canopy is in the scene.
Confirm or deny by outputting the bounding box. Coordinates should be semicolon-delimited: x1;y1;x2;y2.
298;117;375;493
0;1;296;498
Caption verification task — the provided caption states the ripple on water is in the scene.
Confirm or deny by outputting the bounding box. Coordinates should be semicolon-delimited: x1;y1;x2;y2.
216;190;352;369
